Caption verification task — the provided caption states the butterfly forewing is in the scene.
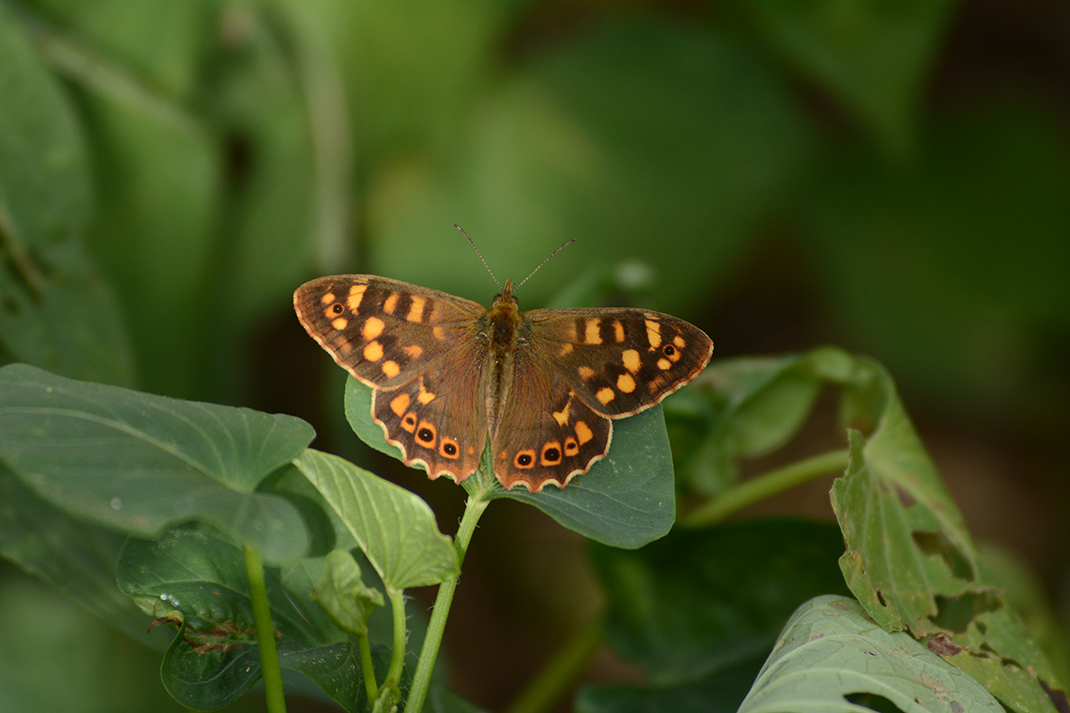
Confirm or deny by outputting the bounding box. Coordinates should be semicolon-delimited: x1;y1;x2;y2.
524;308;714;417
294;276;483;389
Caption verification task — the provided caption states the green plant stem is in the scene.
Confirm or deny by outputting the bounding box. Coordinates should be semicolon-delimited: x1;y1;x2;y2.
357;635;379;704
403;493;491;713
243;544;287;713
682;449;850;527
382;586;409;700
504;615;603;713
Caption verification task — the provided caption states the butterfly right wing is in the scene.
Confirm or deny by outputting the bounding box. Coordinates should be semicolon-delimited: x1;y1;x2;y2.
294;275;489;483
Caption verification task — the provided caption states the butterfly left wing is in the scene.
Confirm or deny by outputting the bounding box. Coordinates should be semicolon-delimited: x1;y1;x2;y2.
294;275;489;483
491;308;712;491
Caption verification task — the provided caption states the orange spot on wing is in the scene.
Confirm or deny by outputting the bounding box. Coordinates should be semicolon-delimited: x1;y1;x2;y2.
382;360;400;378
617;374;636;393
348;285;366;311
363;317;384;340
383;293;398;314
596;387;615;404
407;295;426;323
622;349;641;373
574;421;593;445
332;317;348;330
390;393;411;417
585;319;602;345
364;341;384;361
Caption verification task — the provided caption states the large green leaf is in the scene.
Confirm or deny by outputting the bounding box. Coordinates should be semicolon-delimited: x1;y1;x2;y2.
737;595;1004;713
293;447;459;590
592;519;850;685
117;525;381;712
0;364;314;564
344;375;675;549
832;358;1068;712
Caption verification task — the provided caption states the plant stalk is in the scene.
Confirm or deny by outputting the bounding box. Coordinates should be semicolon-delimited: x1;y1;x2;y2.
402;492;491;713
243;544;286;713
682;449;850;527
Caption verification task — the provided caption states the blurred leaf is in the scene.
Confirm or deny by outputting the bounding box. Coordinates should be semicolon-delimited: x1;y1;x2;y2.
293;447;460;590
0;4;135;385
313;548;384;637
737;595;1004;713
832;358;1068;712
0;463;170;649
370;20;810;315
743;0;956;157
326;0;509;168
805;103;1070;423
979;543;1070;687
0;566;190;713
344;375;675;549
24;0;215;97
117;525;382;712
0;364;314;565
592;519;850;684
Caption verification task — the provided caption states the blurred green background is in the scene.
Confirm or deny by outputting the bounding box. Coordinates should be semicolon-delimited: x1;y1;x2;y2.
1;0;1068;710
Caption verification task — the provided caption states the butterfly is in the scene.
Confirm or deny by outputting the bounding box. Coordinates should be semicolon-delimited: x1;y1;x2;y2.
294;247;712;492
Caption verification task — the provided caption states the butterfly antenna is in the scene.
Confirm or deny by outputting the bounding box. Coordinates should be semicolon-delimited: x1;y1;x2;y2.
516;238;577;291
455;223;501;289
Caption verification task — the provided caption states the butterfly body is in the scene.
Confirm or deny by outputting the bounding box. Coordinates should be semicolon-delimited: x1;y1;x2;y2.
295;274;712;492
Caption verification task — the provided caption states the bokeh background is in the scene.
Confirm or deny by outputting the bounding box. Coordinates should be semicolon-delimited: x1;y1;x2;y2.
1;0;1068;711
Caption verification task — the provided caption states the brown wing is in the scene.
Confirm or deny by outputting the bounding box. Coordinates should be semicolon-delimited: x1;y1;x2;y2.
523;308;713;416
295;275;489;483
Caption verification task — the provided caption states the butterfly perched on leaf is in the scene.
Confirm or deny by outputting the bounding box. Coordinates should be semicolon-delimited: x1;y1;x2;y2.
294;239;712;492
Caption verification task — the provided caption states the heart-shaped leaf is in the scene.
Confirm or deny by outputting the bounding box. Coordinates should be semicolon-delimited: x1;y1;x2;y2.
0;364;314;564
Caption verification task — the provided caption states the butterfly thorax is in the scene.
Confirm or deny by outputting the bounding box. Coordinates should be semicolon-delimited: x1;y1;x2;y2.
478;279;527;428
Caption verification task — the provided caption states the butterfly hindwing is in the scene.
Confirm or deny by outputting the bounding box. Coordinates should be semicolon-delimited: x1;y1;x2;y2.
372;351;488;484
492;348;613;491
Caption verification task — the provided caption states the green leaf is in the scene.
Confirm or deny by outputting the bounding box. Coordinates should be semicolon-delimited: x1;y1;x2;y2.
675;349;853;494
592;519;850;684
737;595;1004;713
832;357;1068;712
313;549;384;637
0;364;314;564
117;525;383;712
344;375;674;549
293;448;460;590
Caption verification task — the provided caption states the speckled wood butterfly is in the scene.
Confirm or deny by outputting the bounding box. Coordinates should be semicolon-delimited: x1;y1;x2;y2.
294;248;712;492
